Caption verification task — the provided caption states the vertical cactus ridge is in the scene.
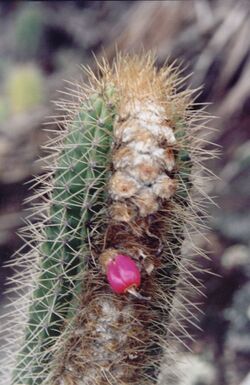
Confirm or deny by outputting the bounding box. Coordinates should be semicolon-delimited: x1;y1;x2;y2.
2;87;116;385
0;53;217;385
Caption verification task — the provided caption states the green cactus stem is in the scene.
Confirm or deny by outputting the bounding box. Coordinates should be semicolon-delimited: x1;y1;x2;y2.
12;89;116;385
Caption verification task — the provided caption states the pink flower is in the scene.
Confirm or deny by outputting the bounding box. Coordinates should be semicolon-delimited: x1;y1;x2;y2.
106;254;141;294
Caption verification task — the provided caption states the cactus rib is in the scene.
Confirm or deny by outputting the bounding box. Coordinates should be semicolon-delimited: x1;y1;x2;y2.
12;90;116;385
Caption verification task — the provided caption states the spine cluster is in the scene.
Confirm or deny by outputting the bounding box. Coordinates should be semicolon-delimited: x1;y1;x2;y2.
0;54;215;385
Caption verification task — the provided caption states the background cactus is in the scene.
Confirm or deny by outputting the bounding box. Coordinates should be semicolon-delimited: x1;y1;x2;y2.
1;54;215;385
6;65;44;115
13;3;44;59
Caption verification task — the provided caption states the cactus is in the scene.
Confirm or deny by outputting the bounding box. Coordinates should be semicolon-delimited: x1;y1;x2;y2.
14;4;44;58
11;87;116;385
0;54;215;385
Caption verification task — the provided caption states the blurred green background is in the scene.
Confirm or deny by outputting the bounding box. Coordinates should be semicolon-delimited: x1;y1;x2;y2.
0;1;249;384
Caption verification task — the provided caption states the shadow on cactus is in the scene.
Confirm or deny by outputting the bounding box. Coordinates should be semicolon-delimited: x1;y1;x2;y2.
0;53;217;385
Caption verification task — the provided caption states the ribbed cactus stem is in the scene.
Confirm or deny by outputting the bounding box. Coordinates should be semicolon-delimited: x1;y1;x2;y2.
44;58;204;385
0;54;215;385
12;89;116;385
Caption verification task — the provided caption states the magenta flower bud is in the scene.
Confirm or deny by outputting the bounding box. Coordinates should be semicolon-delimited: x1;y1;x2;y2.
106;254;141;294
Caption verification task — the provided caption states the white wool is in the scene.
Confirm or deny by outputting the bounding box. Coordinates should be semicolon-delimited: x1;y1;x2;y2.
129;100;176;144
127;140;153;153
